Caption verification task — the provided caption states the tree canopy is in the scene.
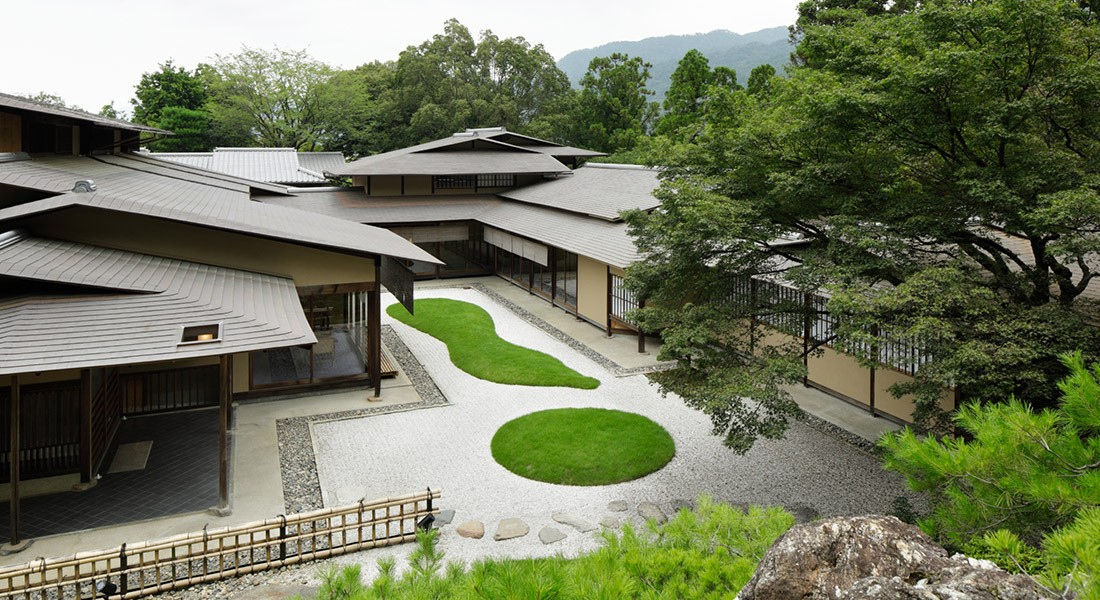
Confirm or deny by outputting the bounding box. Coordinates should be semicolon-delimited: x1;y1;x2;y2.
626;0;1100;450
130;60;207;127
201;46;335;150
573;53;659;153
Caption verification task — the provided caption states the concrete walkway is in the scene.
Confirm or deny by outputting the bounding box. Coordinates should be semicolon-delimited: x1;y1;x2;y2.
0;275;906;570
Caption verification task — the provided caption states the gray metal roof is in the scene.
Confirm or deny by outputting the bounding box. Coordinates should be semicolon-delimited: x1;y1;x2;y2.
328;127;606;177
261;190;502;224
0;234;315;375
0;155;440;264
477;202;640;268
263;189;640;268
498;163;660;221
118;152;292;195
296;152;347;176
0;154;247;205
151;148;347;184
331;149;570;177
0;91;170;135
0;190;442;264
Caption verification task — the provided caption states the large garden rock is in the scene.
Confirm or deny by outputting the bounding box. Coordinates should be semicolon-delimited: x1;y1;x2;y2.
608;500;629;512
493;518;529;541
456;520;484;539
552;513;597;533
539;527;566;544
637;502;667;524
736;515;1055;600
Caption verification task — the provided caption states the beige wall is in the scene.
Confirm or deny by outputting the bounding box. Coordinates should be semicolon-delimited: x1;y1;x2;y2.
405;175;431;195
807;346;872;409
874;367;955;421
233;352;250;394
577;256;608;324
0;111;21;152
32;210;376;286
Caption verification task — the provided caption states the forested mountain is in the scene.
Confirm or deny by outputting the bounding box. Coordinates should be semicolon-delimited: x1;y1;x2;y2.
557;27;791;99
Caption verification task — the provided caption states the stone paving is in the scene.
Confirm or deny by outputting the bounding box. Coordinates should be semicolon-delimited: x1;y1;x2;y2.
307;286;916;568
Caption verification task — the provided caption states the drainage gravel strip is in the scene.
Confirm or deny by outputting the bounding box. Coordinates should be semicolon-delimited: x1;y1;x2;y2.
277;325;449;514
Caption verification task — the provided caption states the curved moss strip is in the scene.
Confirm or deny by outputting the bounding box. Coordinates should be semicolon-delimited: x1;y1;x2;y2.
492;408;675;485
388;298;600;389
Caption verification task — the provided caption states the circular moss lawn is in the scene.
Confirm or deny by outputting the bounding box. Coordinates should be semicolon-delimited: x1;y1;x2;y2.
491;408;675;486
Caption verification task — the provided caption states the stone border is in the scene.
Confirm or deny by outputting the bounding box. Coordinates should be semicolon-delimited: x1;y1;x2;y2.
276;325;449;514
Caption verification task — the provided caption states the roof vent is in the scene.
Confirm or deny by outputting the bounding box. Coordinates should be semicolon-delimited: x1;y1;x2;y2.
179;323;223;346
72;180;97;193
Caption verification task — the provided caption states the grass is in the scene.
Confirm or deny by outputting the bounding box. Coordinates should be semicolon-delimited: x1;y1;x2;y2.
309;497;796;600
387;298;599;389
491;408;675;485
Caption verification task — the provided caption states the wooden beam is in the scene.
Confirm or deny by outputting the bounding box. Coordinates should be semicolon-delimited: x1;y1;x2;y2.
79;369;93;484
218;355;230;512
8;374;21;546
369;265;382;398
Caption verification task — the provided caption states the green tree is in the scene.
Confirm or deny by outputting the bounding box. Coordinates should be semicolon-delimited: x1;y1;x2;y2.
882;352;1100;597
745;64;777;97
573;53;659;153
154;107;211;152
316;61;395;157
98;102;121;120
379;19;573;148
626;0;1100;450
202;46;335;150
656;49;713;137
130;60;207;127
24;92;79;110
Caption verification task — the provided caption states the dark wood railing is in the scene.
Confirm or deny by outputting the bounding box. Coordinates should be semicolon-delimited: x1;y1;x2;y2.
121;365;219;415
0;381;81;482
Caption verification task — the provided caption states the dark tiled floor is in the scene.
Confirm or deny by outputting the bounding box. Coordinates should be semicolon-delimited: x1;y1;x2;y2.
0;409;223;539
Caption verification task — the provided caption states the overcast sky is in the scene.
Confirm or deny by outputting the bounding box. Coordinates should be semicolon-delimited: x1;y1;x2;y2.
1;0;799;115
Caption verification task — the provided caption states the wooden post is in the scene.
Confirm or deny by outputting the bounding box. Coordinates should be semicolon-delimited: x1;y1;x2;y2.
217;355;230;513
8;374;23;548
369;278;382;399
79;369;93;484
637;298;646;354
605;267;612;336
803;293;812;385
869;324;879;417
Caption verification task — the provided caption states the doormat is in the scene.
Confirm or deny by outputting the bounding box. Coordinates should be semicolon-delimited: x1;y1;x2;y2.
108;441;153;473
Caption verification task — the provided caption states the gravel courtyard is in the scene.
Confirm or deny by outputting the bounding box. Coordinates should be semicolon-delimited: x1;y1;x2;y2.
158;284;917;598
310;286;913;568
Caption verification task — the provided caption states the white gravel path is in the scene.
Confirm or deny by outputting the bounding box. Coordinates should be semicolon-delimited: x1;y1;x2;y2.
159;286;916;598
307;287;911;572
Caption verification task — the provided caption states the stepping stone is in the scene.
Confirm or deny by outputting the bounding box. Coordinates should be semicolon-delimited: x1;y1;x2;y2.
539;527;566;545
434;509;456;526
456;520;484;539
493;518;529;541
599;516;621;529
607;500;628;512
671;499;695;513
638;502;667;524
552;513;597;533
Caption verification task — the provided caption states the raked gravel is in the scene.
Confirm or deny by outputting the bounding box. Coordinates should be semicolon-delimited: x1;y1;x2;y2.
159;286;916;599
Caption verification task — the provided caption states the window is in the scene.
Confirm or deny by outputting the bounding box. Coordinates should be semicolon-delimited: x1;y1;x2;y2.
179;323;222;345
433;175;475;189
477;174;515;188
